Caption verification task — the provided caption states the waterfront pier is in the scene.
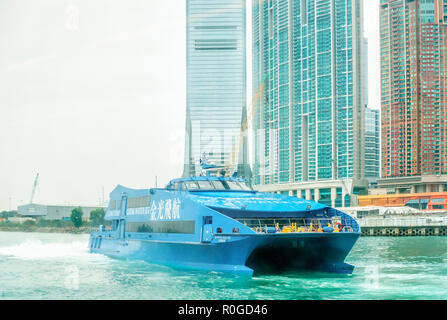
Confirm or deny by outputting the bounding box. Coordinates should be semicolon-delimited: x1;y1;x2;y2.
358;217;447;237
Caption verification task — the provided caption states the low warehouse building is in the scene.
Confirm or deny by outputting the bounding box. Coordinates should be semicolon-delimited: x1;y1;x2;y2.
18;204;105;221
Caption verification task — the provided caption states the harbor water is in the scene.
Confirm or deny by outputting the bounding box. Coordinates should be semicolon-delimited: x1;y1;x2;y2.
0;231;446;300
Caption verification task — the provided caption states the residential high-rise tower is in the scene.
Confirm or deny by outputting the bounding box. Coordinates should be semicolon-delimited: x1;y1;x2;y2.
378;0;447;193
365;106;380;183
252;0;368;207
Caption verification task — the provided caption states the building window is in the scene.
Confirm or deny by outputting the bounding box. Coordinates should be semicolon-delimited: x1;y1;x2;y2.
195;39;237;51
302;0;308;25
268;8;273;39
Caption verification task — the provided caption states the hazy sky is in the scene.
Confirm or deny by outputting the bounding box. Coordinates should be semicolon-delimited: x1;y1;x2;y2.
0;0;380;210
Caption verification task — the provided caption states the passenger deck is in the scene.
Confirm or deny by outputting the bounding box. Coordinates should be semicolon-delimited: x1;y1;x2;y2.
238;217;356;234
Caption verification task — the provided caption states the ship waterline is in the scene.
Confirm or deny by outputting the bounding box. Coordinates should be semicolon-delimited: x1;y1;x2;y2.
0;232;446;300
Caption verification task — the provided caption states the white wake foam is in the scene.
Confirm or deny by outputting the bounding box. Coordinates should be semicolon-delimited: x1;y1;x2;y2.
0;239;90;260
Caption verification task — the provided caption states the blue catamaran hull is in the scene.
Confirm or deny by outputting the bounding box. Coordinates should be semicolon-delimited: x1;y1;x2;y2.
90;175;362;276
90;232;360;276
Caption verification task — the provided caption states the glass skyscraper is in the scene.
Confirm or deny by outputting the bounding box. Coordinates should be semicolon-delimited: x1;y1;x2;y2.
365;106;380;183
364;37;380;186
378;0;447;193
252;0;367;207
184;0;248;178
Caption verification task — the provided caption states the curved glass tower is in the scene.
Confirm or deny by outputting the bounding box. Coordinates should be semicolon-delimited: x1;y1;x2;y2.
184;0;248;178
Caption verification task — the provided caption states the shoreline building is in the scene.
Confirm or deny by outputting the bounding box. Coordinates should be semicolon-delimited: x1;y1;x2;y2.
252;0;368;207
18;204;104;221
378;0;447;193
183;0;250;179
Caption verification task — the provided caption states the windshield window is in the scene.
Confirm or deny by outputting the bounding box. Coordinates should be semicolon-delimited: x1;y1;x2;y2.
210;180;227;190
180;179;251;191
182;181;199;190
224;181;244;190
166;182;179;190
196;180;215;190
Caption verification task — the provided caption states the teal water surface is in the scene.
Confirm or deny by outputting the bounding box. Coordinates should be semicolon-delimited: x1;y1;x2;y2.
0;232;446;300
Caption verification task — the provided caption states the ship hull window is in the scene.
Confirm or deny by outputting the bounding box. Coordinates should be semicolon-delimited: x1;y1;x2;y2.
126;221;195;234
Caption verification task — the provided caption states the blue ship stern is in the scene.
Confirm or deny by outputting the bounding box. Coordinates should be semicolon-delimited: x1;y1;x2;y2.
243;233;360;276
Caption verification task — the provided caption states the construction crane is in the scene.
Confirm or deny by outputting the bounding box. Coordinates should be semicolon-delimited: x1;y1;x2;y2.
29;173;39;204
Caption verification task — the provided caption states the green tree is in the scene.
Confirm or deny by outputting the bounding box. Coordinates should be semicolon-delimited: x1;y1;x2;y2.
89;208;105;226
71;207;83;228
0;210;17;218
22;219;36;229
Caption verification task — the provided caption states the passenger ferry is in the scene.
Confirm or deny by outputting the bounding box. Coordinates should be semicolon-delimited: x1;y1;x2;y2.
89;163;361;276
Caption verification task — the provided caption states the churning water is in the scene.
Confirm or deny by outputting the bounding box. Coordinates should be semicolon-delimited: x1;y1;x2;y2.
0;232;446;300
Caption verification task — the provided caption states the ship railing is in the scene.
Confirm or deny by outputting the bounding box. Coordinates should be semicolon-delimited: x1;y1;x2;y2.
238;217;359;234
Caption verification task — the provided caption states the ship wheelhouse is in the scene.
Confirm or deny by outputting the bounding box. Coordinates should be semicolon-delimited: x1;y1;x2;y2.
166;177;253;192
162;176;360;235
